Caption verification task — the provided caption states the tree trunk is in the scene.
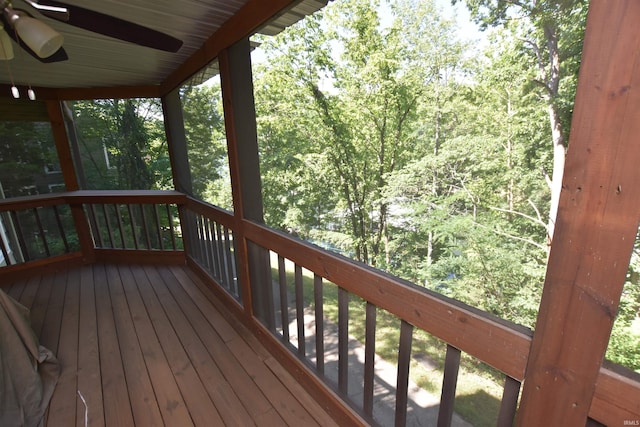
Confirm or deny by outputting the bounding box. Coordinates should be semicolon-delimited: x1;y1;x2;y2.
543;22;566;248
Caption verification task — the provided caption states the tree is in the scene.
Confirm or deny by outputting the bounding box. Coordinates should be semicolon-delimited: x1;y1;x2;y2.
180;83;231;208
255;0;467;265
455;0;588;247
0;121;55;197
69;98;167;190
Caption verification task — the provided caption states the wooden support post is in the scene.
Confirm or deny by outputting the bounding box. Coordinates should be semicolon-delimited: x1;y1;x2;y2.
162;89;193;196
518;1;640;424
162;88;197;258
46;100;95;263
220;38;270;321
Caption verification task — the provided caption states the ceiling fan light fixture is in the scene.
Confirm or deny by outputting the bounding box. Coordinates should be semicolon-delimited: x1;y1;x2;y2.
0;22;13;60
4;8;63;58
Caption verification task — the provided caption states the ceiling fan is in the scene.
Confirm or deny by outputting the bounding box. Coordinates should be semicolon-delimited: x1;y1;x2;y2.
0;0;183;63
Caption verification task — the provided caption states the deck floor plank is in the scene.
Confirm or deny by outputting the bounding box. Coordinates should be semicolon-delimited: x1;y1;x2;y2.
98;264;136;427
46;266;80;427
114;264;194;427
4;263;337;427
16;274;41;310
175;267;325;427
76;265;105;427
168;265;278;420
102;264;165;427
146;265;257;426
128;264;221;427
38;270;68;356
29;272;54;338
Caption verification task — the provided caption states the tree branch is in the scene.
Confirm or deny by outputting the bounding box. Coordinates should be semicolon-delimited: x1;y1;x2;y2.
473;220;548;252
489;205;547;228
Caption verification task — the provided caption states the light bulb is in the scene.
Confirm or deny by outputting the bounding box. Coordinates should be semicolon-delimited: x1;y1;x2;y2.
11;85;19;98
28;88;35;100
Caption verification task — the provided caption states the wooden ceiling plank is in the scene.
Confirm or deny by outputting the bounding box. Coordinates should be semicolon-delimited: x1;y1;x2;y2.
160;0;298;94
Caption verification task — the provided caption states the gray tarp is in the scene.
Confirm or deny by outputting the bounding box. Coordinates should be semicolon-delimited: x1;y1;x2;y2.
0;289;60;427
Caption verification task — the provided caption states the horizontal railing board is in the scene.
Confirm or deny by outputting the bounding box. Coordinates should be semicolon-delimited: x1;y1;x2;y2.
0;252;85;282
185;197;236;228
0;194;67;211
243;219;532;381
0;190;187;212
66;190;187;205
591;366;640;425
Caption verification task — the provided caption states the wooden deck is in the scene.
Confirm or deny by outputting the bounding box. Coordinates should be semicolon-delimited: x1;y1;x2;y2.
3;263;338;427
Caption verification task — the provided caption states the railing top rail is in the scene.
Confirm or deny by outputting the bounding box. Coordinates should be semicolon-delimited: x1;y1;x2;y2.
184;196;235;228
65;190;187;204
0;190;187;212
0;193;67;211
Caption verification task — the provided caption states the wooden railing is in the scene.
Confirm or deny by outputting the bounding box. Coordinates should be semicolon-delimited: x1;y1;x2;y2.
0;194;79;267
0;191;186;271
239;221;640;426
0;191;638;425
182;197;241;303
243;221;530;426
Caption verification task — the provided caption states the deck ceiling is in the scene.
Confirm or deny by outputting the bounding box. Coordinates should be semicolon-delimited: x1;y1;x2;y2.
0;0;328;90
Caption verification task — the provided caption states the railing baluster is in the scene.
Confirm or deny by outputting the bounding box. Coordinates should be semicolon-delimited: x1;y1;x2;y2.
338;287;349;395
0;226;12;265
32;208;50;257
139;204;152;249
229;229;241;300
438;344;462;427
153;204;164;250
497;375;521;427
215;222;226;283
213;222;224;282
395;320;413;427
586;417;606;427
100;204;113;248
295;263;305;357
363;302;377;417
223;227;234;293
89;204;103;248
278;255;290;342
52;205;70;253
165;204;177;250
115;204;126;248
197;214;207;267
10;211;28;261
313;274;324;374
204;217;215;276
127;204;139;249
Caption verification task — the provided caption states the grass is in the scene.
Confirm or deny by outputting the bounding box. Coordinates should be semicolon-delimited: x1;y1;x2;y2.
269;253;506;427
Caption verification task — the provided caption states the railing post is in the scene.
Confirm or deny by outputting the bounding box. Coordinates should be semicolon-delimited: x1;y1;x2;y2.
219;37;272;323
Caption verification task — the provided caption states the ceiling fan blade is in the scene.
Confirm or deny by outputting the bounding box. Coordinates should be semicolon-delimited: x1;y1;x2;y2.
37;0;183;52
3;23;68;62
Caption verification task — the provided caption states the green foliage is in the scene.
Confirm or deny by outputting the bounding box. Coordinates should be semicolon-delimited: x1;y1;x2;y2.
0;121;57;197
180;82;233;209
71;98;167;190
